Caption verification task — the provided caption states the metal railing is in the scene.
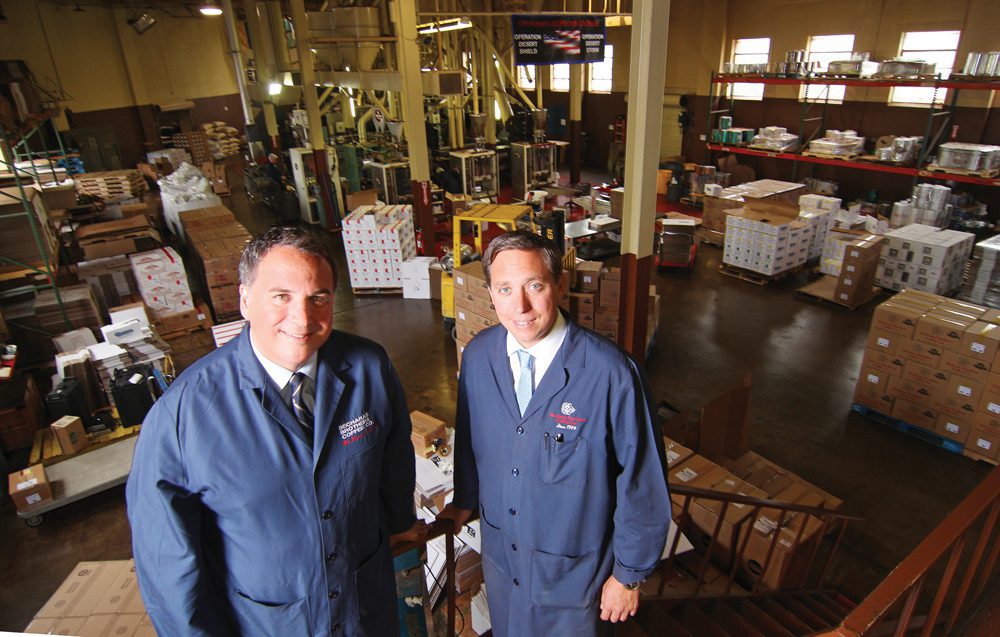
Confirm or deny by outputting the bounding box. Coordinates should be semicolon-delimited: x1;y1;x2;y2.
818;464;1000;637
648;483;865;600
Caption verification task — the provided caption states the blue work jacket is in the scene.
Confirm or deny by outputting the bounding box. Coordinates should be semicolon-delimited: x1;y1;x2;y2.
126;327;416;636
452;318;671;636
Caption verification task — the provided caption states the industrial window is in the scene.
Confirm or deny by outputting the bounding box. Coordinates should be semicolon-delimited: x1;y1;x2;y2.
551;63;570;91
729;38;770;101
517;64;536;90
888;30;961;106
800;34;855;103
589;44;613;93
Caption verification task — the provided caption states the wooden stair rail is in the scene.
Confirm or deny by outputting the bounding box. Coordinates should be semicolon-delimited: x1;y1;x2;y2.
391;518;458;636
819;464;1000;637
652;483;864;600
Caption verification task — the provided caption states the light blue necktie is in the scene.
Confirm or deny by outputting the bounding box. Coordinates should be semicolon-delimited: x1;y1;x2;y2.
515;350;534;417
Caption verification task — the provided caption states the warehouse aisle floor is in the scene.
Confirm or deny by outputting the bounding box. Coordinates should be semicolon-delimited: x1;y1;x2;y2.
0;178;993;632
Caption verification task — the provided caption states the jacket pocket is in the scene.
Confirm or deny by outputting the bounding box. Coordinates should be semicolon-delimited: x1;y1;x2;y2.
539;433;588;486
478;506;509;576
530;548;602;608
354;537;395;622
229;589;310;636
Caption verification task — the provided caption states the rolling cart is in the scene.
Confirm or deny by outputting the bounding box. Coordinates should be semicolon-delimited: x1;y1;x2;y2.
17;435;137;527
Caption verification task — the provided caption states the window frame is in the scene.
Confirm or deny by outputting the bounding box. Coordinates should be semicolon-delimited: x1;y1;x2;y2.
799;34;856;104
729;37;771;101
551;63;570;92
888;30;961;107
588;44;614;93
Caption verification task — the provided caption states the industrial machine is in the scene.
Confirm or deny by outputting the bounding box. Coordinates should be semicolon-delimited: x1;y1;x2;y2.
290;147;321;224
448;113;499;202
370;160;412;204
510;108;568;201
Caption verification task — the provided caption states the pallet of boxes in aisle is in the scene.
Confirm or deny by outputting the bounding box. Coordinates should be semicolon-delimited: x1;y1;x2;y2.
854;289;1000;464
342;204;416;291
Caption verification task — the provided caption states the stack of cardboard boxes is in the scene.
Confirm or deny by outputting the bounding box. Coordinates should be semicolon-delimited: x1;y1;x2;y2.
399;256;438;300
666;440;842;590
452;262;497;371
128;247;195;319
855;290;1000;461
342;204;417;290
723;199;815;276
823;234;885;307
701;179;806;236
175;206;252;322
875;224;976;295
797;194;840;261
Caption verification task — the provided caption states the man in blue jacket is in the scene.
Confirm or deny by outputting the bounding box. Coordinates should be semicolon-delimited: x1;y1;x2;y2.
439;231;671;636
127;226;422;636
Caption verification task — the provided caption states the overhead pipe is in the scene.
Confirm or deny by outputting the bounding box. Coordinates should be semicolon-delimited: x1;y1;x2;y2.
222;0;255;126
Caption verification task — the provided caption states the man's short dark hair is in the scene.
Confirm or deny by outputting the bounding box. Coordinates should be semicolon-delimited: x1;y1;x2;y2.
481;230;562;288
239;226;337;286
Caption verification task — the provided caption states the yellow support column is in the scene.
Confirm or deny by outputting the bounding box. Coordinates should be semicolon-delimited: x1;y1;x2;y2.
389;0;430;181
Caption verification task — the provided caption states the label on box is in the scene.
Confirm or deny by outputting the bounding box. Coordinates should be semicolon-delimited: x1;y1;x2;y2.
17;478;38;490
583;275;594;283
675;468;698;482
666;450;679;463
958;385;972;397
989;402;1000;415
754;516;779;535
946;422;960;434
877;337;890;348
972;343;986;354
26;493;42;505
866;373;880;384
978;438;992;451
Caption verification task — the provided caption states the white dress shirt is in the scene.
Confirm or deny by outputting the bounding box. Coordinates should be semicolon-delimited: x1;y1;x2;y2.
249;334;318;409
506;312;568;393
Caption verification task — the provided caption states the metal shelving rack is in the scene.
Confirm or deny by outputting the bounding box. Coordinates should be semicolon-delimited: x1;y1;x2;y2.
705;73;1000;188
0;117;72;333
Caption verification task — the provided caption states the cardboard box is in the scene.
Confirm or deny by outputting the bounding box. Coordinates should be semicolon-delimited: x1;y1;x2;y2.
940;350;991;385
945;375;985;411
76;216;162;260
938;298;987;318
915;314;973;353
853;384;895;414
935;411;974;444
453;262;490;300
663;437;694;468
983;310;1000;325
903;361;950;392
871;301;924;338
860;347;906;378
595;306;619;332
865;328;906;356
834;235;883;305
568;291;597;315
967;423;1000;460
9;464;53;512
960;322;1000;364
892;399;939;430
982;390;1000;420
575;261;603;292
474;297;497;321
599;273;621;307
667;454;724;511
688;474;767;566
51;415;90;455
901;338;945;369
410;411;448;458
857;365;892;396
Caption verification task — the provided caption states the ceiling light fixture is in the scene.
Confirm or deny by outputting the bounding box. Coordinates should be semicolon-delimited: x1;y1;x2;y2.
417;17;472;35
128;13;158;34
199;2;223;16
267;82;282;96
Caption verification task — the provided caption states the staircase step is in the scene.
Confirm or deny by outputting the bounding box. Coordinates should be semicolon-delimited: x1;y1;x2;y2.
755;597;814;635
709;599;767;637
634;602;694;636
734;598;797;637
673;601;730;636
614;620;650;637
818;591;857;618
774;594;829;631
795;592;845;626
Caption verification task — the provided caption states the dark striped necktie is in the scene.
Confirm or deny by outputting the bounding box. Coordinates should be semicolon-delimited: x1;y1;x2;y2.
288;372;314;435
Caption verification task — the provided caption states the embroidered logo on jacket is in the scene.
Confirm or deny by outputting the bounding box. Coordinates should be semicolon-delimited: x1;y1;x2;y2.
339;413;377;445
549;405;587;430
561;402;576;415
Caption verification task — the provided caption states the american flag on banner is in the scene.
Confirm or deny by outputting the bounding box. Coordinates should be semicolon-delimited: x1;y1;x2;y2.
548;29;581;55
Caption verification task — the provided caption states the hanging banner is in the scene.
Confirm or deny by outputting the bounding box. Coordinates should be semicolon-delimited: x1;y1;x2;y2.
511;14;606;66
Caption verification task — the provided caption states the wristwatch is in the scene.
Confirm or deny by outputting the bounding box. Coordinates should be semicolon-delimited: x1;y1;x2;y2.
623;580;642;591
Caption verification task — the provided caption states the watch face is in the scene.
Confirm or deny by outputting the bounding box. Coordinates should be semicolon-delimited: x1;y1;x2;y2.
625;582;640;590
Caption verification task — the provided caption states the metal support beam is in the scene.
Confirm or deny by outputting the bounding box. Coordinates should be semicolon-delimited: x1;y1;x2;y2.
618;0;670;360
389;0;430;181
223;0;255;126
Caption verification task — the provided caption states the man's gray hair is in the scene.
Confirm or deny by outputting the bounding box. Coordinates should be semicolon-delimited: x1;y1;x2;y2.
239;226;337;286
481;230;562;288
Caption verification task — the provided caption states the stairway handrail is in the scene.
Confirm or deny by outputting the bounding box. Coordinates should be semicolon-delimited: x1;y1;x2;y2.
669;482;865;522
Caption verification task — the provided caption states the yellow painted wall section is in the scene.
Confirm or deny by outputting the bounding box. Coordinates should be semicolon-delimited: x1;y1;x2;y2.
0;1;238;113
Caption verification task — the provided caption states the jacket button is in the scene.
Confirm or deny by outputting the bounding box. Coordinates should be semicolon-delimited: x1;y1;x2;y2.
326;552;336;561
332;623;341;632
513;578;520;586
511;468;519;476
516;426;524;435
322;511;333;520
511;544;518;551
509;508;517;516
329;590;339;599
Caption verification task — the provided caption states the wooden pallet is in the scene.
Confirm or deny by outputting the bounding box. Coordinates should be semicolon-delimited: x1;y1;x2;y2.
718;263;803;286
29;425;141;466
795;275;881;310
923;164;999;179
801;150;860;161
851;403;966;455
352;287;403;296
857;154;914;167
963;448;1000;467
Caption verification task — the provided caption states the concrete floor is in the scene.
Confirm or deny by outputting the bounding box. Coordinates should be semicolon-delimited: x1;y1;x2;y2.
0;174;995;632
